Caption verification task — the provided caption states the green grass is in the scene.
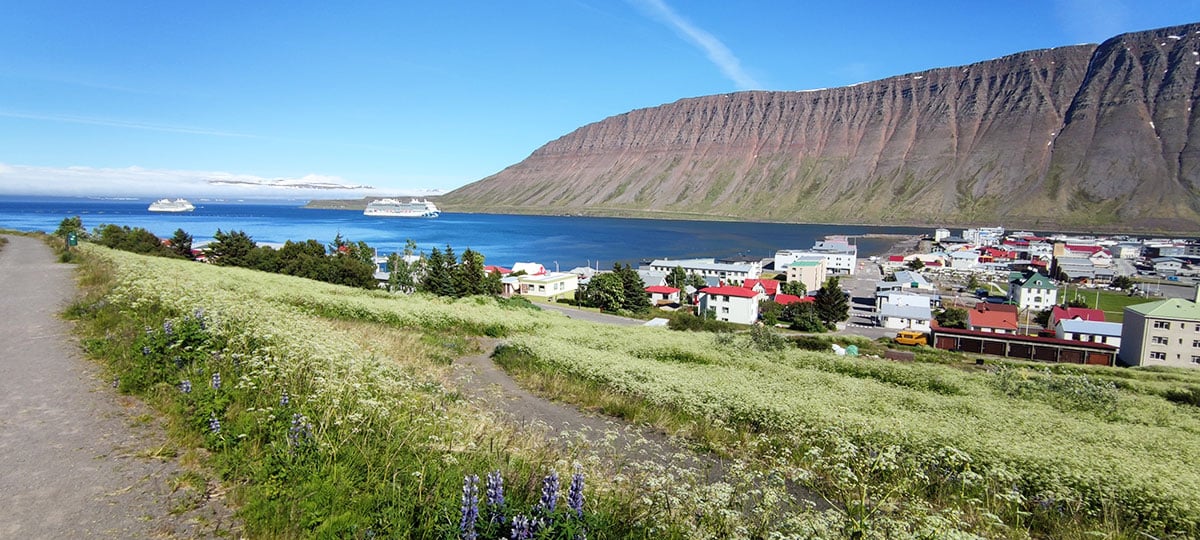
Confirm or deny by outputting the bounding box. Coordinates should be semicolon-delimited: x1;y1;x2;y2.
1060;287;1152;323
62;243;1200;539
65;245;687;539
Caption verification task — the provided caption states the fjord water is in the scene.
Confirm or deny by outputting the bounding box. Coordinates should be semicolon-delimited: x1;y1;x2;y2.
0;196;928;268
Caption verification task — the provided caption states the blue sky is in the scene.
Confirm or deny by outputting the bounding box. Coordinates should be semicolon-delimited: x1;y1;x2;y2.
1;0;1196;198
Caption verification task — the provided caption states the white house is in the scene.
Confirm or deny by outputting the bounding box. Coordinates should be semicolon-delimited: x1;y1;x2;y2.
647;258;761;283
891;271;935;291
516;272;578;299
1055;319;1123;348
947;249;980;270
963;227;1005;247
1152;257;1184;277
878;303;932;331
697;286;763;325
1008;271;1058;312
645;285;681;305
776;237;858;276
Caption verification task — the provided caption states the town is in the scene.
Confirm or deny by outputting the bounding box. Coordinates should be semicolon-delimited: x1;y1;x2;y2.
421;227;1200;370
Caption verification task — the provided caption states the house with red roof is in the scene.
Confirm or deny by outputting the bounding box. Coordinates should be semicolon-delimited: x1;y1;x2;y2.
698;286;764;325
1046;306;1106;328
645;285;681;305
969;303;1019;334
1064;244;1105;256
744;278;780;297
483;265;511;276
774;294;814;306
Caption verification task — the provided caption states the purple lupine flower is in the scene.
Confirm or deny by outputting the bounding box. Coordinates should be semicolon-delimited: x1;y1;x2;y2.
173;356;184;369
510;515;533;540
193;308;206;330
180;380;192;393
280;390;290;406
208;414;221;434
459;474;479;540
536;471;559;515
211;371;221;390
288;413;314;453
141;346;151;356
485;470;506;524
567;467;585;519
162;320;174;336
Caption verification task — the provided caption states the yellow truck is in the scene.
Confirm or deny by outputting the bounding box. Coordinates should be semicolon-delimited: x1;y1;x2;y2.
894;330;928;346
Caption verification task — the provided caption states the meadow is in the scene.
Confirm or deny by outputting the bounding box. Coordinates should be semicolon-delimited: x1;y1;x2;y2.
65;243;1200;538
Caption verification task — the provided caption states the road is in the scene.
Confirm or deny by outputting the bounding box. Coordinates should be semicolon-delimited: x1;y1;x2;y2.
0;235;237;538
837;261;896;340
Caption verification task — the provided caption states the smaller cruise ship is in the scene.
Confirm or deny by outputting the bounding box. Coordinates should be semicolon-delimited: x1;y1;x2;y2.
364;198;440;218
148;198;196;212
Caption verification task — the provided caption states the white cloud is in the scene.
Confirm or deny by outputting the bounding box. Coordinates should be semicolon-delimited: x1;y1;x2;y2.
634;0;762;90
0;163;444;199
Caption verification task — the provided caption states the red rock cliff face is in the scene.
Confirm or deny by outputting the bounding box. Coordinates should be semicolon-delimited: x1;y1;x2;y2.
443;23;1200;231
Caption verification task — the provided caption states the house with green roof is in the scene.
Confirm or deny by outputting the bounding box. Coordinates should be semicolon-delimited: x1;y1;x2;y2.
1118;289;1200;369
1007;270;1058;312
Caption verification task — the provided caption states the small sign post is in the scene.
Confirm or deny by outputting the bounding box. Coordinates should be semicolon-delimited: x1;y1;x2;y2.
67;231;77;249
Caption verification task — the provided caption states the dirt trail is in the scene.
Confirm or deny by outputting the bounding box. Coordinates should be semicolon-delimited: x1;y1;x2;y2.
450;338;725;480
0;235;239;538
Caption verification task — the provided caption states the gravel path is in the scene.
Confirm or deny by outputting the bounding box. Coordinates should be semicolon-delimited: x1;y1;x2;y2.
0;235;239;538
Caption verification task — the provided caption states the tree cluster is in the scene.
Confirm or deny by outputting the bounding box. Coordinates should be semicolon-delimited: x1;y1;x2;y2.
577;263;651;314
92;223;177;257
204;229;378;289
414;245;502;298
758;299;824;332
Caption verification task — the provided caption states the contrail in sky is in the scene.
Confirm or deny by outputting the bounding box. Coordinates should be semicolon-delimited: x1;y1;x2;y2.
636;0;761;90
0;110;260;138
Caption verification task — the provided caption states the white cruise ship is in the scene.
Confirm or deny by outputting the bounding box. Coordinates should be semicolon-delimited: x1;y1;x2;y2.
147;198;195;212
363;198;440;218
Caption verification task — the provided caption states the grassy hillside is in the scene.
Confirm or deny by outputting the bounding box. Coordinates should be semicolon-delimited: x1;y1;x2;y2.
67;244;1200;538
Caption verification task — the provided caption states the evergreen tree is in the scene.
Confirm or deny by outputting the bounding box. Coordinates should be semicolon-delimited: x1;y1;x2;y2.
454;248;486;297
167;228;194;259
420;246;458;296
387;253;414;293
483;270;503;296
439;245;458;297
814;276;850;328
615;263;651;313
206;229;257;267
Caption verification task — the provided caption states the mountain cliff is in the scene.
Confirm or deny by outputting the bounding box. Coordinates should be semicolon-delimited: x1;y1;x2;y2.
441;23;1200;232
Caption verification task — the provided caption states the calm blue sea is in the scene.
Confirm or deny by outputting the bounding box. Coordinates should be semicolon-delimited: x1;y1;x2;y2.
0;196;929;269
